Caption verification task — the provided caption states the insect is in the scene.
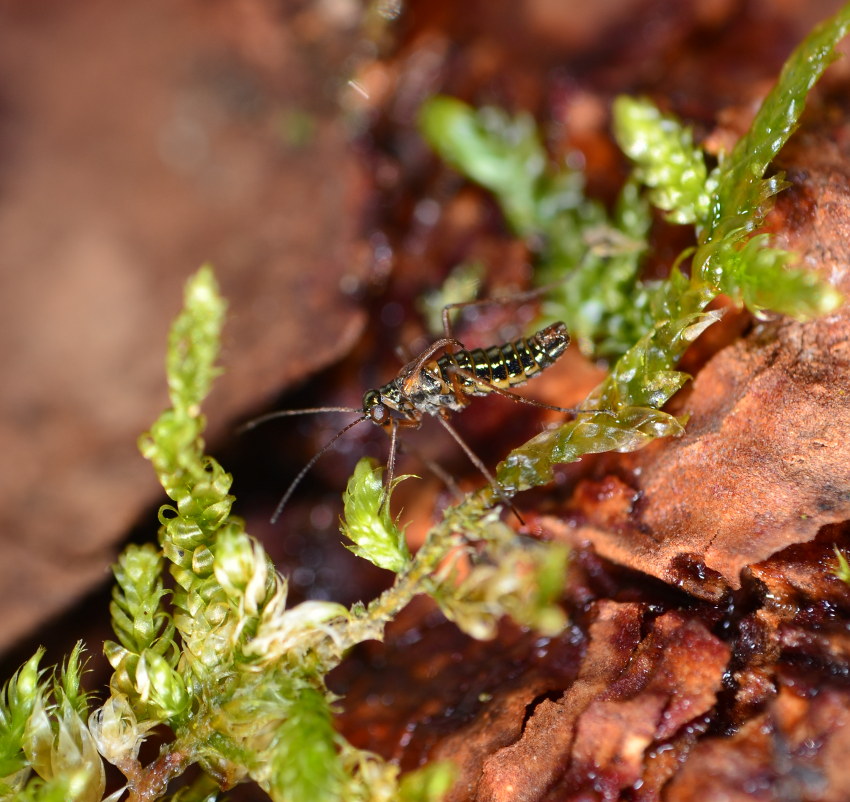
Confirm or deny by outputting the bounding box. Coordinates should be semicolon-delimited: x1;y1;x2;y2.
244;298;576;524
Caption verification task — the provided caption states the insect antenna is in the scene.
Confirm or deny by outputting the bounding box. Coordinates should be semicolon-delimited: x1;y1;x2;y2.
269;414;369;524
237;406;363;434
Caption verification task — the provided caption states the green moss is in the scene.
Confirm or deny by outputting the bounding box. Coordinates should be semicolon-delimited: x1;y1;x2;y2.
613;96;710;224
419;5;849;496
834;546;850;585
5;6;850;801
421;98;651;359
340;460;412;572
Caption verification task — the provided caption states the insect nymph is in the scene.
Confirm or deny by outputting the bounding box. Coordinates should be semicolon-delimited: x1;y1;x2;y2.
361;322;570;501
247;303;573;523
363;321;569;423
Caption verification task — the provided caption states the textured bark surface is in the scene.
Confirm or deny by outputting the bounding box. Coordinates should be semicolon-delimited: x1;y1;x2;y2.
557;115;850;594
330;2;850;800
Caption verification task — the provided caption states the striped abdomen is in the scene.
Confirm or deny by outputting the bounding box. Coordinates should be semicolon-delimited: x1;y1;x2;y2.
434;322;570;395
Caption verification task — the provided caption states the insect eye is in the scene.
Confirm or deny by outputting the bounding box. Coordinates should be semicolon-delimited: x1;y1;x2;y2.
369;403;391;426
363;389;380;409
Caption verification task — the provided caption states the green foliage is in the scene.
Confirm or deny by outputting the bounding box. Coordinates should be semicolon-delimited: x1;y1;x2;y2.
340;460;412;572
613;96;710;224
397;762;457;802
706;5;850;243
108;544;172;658
5;8;850;802
421;97;652;359
417;261;484;338
0;651;44;797
419;97;549;236
694;5;848;318
421;5;849;355
419;6;850;503
118;268;359;800
430;519;569;639
3;645;109;802
496;270;717;492
834;547;850;585
540;176;653;359
263;686;345;802
104;544;180;725
90;267;458;801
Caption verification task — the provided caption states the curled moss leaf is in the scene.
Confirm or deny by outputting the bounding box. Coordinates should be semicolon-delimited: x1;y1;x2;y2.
88;693;154;768
613;96;710;224
108;543;175;661
245;598;351;671
340;458;412;573
135;650;190;724
213;529;274;619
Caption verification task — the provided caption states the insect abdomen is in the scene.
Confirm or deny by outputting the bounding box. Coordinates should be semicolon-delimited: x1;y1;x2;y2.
437;322;570;393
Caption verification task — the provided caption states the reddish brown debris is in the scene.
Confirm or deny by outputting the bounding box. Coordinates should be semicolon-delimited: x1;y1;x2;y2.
667;686;850;802
477;606;729;801
557;101;850;596
331;3;850;801
473;602;646;802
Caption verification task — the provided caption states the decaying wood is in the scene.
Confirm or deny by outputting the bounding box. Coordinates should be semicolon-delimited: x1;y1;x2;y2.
558;127;850;591
333;4;850;800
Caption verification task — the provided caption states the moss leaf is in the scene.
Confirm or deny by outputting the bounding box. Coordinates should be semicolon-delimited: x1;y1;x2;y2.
340;458;412;573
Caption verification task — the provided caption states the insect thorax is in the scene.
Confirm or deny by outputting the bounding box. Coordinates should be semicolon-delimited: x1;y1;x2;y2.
407;364;466;415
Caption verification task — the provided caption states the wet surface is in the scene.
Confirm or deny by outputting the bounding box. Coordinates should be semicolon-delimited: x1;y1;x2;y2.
5;1;850;799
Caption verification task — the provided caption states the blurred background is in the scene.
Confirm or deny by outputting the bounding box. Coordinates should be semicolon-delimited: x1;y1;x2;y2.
0;0;373;655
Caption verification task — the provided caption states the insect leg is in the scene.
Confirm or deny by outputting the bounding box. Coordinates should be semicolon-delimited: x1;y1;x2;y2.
382;417;400;511
379;416;422;512
441;281;569;341
401;336;465;395
434;412;525;525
